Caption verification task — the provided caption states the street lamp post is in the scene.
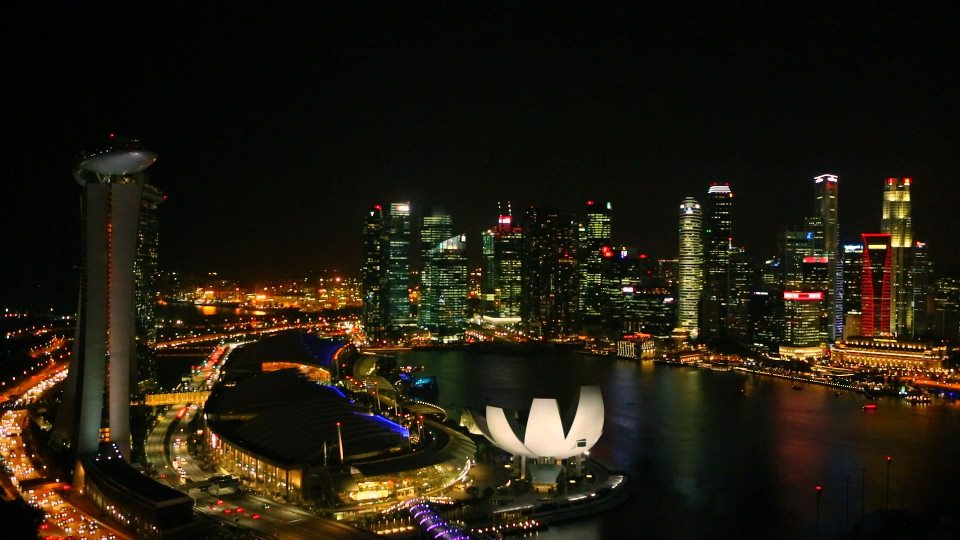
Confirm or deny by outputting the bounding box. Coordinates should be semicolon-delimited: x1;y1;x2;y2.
815;485;823;540
336;422;344;463
885;456;893;511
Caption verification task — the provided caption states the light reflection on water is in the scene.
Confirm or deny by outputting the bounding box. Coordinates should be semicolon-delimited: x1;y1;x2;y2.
399;350;960;540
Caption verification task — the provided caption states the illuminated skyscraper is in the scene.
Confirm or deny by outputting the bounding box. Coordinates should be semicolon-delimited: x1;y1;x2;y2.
910;241;934;338
881;177;912;335
860;233;893;337
520;207;580;339
132;182;163;393
933;277;960;340
481;204;523;318
600;247;673;335
361;205;387;340
419;211;453;329
779;226;829;357
386;202;414;329
54;136;161;461
726;246;754;342
703;184;733;340
578;201;612;326
677;198;703;335
421;234;468;341
814;174;842;340
842;244;864;314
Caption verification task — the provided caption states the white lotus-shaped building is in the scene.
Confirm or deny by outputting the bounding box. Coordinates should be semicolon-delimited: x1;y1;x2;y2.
474;385;603;459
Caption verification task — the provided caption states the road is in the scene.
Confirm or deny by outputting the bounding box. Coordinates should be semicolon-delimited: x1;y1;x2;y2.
1;372;128;540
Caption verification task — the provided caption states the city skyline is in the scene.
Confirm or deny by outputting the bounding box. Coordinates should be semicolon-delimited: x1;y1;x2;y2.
2;5;959;538
4;3;959;312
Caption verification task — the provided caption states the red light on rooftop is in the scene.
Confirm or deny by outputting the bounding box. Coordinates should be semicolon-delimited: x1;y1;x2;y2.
586;200;595;206
815;485;823;492
887;178;895;185
886;456;893;462
904;177;911;185
108;132;116;139
335;421;341;427
374;204;382;211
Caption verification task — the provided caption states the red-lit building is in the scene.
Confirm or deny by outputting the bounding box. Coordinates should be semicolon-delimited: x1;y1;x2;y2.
860;233;892;336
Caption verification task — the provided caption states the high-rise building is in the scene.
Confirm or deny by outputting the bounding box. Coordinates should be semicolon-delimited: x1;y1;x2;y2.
361;205;387;341
519;207;580;339
779;226;829;357
132;183;163;393
860;233;893;337
726;246;754;342
932;277;960;340
656;259;679;288
386;202;414;329
420;234;468;341
54;137;160;461
702;184;733;341
841;244;864;314
841;243;863;337
481;206;523;319
814;174;842;341
419;211;453;329
599;247;673;335
881;177;912;335
910;241;934;338
578;201;612;327
677;198;703;336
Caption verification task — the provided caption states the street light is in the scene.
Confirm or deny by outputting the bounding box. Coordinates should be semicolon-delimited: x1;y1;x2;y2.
336;422;344;463
815;485;823;540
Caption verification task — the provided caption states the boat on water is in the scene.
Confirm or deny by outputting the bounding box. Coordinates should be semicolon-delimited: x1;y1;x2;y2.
906;394;932;404
863;403;878;411
791;383;802;390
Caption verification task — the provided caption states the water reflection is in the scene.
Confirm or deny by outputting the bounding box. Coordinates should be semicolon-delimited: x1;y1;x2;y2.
399;350;960;540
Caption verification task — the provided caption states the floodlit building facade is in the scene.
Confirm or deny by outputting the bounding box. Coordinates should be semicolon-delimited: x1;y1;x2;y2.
861;233;893;337
55;137;163;461
677;198;703;337
881;178;912;336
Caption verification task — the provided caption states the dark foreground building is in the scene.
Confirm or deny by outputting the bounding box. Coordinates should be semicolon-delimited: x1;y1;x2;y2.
78;442;195;539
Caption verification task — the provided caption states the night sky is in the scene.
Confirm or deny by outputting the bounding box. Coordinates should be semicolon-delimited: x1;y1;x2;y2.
4;2;958;311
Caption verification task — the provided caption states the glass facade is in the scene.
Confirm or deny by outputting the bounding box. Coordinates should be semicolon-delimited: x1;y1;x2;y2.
578;201;611;325
703;184;732;340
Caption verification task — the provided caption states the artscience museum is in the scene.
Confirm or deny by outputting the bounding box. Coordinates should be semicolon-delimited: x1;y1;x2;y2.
464;385;604;490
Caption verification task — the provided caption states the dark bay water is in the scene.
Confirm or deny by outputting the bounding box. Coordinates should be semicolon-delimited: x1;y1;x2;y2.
398;350;960;540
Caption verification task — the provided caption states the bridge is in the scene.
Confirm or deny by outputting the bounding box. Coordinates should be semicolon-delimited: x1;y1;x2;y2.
141;391;211;406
